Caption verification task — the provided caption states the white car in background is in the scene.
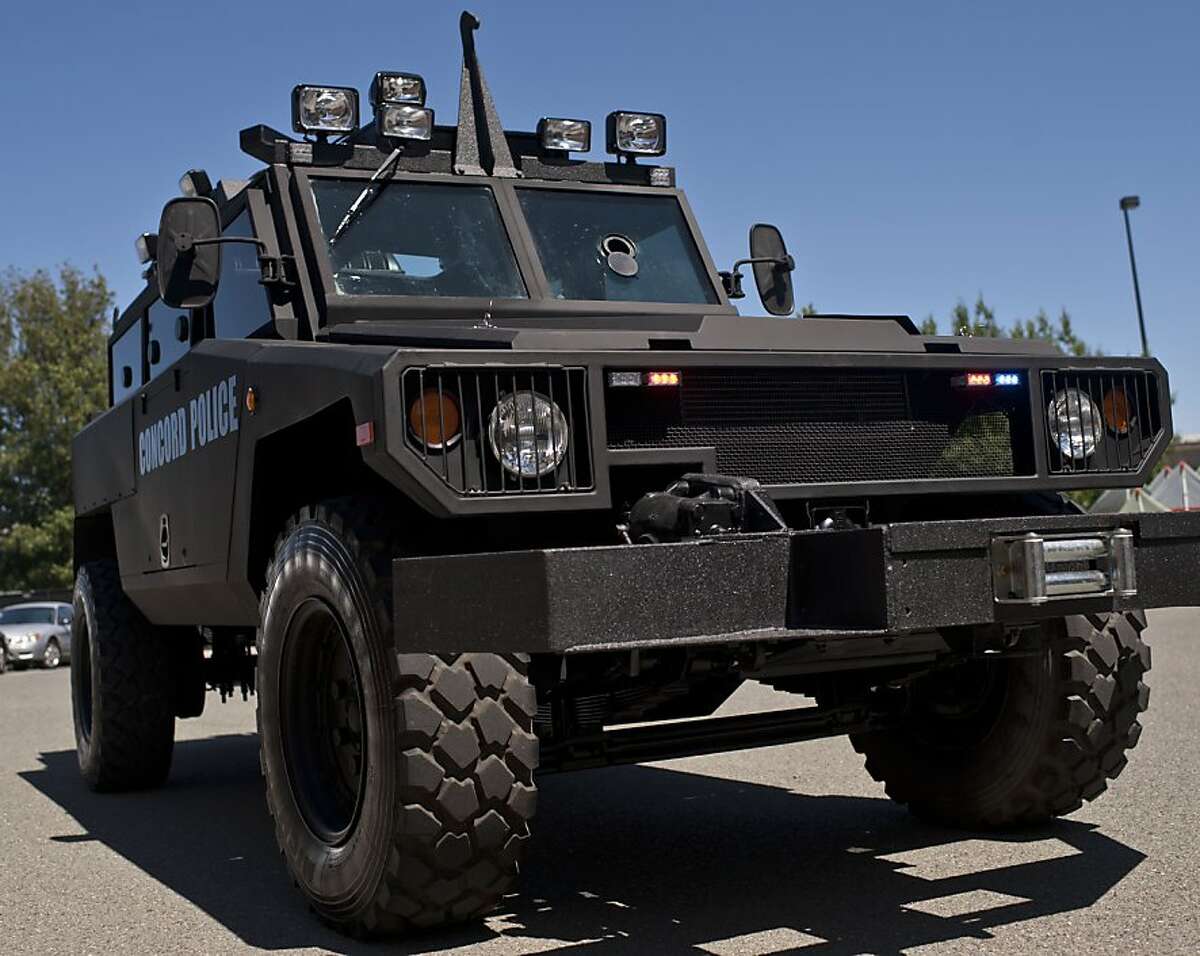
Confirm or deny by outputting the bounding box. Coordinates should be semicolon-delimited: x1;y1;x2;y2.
0;602;72;671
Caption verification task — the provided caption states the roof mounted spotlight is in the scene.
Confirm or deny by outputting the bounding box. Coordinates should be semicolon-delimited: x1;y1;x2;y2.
370;71;426;107
377;104;435;141
370;71;433;142
134;232;157;265
291;85;359;136
178;168;213;198
605;111;666;159
537;117;591;154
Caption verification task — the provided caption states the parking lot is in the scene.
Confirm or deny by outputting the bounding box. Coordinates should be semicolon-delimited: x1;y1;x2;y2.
1;608;1197;955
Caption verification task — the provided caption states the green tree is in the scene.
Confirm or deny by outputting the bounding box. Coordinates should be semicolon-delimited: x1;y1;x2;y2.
952;296;1001;338
1010;308;1091;356
0;266;111;589
922;295;1096;355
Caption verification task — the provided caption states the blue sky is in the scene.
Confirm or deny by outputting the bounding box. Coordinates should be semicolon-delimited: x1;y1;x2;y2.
1;1;1197;431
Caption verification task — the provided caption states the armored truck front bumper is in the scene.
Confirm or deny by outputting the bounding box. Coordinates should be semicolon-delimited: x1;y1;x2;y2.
394;511;1200;654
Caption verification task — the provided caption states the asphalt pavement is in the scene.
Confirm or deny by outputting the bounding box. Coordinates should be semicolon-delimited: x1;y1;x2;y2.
1;608;1198;955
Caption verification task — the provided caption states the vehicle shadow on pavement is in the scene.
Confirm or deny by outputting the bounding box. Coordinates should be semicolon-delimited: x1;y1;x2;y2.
22;734;1145;955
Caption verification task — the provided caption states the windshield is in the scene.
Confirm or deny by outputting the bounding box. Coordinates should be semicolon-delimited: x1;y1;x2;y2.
311;180;527;299
0;607;54;625
517;189;718;305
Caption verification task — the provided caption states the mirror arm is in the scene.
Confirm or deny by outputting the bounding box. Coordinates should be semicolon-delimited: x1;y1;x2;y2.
732;254;795;273
191;236;265;251
191;236;295;291
723;254;794;299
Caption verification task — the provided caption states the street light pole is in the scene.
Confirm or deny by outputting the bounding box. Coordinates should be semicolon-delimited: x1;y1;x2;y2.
1119;195;1149;357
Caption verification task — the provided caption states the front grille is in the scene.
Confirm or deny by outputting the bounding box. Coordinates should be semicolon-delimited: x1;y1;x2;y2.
401;366;593;495
606;368;1030;485
1041;369;1162;475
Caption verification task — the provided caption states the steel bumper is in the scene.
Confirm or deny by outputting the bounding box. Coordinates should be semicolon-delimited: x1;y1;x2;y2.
393;511;1200;654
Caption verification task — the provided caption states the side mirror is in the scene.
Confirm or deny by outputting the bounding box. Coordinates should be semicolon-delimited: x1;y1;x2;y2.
749;223;795;317
157;197;222;309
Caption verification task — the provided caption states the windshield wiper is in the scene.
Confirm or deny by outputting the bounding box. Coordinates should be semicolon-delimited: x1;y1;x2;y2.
329;147;402;246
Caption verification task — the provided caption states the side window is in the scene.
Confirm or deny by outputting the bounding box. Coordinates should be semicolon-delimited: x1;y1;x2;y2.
110;320;143;405
147;299;191;379
57;609;72;626
212;210;271;339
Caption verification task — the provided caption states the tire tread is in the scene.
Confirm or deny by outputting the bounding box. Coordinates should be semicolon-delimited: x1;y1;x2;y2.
73;560;175;791
853;611;1150;828
257;500;538;937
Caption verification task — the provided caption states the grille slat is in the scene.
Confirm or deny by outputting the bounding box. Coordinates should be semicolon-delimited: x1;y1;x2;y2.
606;368;1024;484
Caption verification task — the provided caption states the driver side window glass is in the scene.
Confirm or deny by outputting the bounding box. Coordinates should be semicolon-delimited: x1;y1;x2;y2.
147;299;191;379
110;320;143;405
58;609;72;626
212;210;271;339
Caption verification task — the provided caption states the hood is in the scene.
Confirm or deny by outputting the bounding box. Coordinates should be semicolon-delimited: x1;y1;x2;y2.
320;313;1063;356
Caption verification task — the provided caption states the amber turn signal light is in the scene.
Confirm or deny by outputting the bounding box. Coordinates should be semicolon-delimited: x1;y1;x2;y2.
646;370;681;387
1102;388;1132;435
408;389;461;449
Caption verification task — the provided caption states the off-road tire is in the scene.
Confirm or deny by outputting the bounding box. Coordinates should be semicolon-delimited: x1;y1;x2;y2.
257;502;539;937
852;611;1150;828
71;560;175;790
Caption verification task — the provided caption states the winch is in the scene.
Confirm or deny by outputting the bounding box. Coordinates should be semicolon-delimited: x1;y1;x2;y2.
626;473;787;543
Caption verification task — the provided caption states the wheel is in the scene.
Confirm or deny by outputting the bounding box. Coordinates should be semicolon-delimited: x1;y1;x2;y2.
257;502;539;937
42;639;62;669
851;611;1150;828
71;560;175;790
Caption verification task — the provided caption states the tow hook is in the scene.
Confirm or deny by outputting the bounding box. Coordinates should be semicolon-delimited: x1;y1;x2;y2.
626;474;787;543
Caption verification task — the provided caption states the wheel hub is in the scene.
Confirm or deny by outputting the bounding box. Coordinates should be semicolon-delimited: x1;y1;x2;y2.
279;599;367;847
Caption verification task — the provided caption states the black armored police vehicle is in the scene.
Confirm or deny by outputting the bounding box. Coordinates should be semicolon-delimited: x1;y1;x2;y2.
69;11;1200;938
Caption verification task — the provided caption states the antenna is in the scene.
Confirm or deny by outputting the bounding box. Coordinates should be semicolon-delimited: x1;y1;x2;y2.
453;11;519;178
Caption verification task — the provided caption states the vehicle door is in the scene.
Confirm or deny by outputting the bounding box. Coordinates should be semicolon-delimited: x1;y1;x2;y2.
56;606;73;655
126;297;217;574
115;201;276;624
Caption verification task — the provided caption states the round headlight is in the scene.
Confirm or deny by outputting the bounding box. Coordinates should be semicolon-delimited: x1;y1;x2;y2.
488;392;569;479
1048;388;1103;460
